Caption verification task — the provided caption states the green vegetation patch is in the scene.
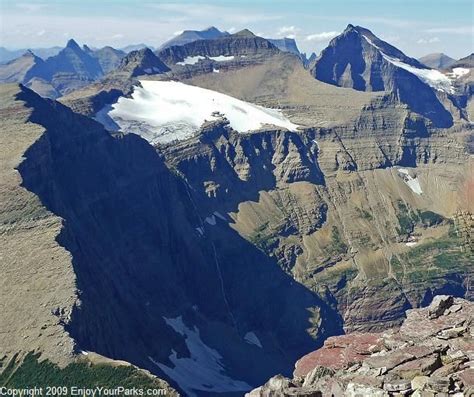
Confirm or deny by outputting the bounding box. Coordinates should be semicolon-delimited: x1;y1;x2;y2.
391;226;472;284
355;207;373;221
328;226;348;255
0;353;174;394
249;222;279;252
395;202;446;236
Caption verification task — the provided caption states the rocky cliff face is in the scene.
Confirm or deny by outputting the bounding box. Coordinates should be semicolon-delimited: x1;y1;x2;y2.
159;113;473;336
157;29;283;79
114;48;170;77
247;295;474;396
2;84;344;395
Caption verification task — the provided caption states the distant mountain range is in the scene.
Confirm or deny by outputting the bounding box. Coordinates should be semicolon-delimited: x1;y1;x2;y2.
418;53;456;69
1;20;473;397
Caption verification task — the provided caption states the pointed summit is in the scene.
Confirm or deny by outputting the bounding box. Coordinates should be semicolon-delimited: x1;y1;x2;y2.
66;39;81;50
311;25;453;127
344;23;356;32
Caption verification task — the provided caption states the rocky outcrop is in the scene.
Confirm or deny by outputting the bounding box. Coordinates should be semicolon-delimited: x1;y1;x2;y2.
268;38;301;56
247;295;474;396
113;48;170;77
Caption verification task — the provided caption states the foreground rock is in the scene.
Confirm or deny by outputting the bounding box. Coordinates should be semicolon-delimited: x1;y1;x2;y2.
247;296;474;396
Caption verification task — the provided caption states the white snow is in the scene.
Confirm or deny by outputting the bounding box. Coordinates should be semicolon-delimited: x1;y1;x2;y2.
205;215;217;226
451;67;470;78
105;80;299;144
362;35;381;51
209;55;235;62
176;55;206;65
383;54;453;93
244;332;262;348
362;36;453;93
149;316;251;397
398;168;423;195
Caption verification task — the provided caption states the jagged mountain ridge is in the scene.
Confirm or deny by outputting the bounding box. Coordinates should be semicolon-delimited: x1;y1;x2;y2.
0;39;127;97
1;83;343;396
0;46;63;63
1;21;473;397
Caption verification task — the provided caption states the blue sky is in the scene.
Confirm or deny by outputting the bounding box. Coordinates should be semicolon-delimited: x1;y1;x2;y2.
0;0;472;58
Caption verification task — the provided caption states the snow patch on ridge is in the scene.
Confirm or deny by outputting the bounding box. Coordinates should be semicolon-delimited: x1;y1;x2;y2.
176;55;206;65
149;316;251;396
398;168;423;195
209;55;235;62
451;67;470;78
105;80;299;144
362;36;453;93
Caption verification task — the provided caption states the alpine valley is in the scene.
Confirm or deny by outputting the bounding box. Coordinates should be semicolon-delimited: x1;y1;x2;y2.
0;23;473;397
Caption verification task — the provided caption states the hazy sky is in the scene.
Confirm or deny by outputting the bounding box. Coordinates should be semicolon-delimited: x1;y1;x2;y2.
0;0;472;58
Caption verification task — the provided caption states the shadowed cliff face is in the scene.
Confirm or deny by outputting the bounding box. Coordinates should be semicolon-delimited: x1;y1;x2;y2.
15;86;342;395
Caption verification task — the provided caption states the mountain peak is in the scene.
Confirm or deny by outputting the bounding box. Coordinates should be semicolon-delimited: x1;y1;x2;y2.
233;29;256;37
344;24;356;32
115;47;169;77
23;49;35;57
203;26;221;33
66;39;81;50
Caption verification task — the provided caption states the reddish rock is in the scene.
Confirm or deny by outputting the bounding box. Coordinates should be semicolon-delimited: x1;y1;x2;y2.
391;354;441;378
294;333;383;377
400;299;473;341
457;368;474;387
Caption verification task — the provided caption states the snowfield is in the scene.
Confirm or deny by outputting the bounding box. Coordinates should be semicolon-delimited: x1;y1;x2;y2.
149;316;251;397
105;80;299;144
451;67;470;78
362;36;453;93
176;55;206;65
398;168;423;195
177;55;235;65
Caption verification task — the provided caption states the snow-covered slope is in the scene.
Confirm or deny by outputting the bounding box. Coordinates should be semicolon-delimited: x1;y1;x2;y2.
103;80;299;144
149;316;251;397
362;36;453;93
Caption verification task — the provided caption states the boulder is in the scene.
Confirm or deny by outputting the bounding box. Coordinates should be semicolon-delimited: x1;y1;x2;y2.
424;376;451;393
391;354;441;378
383;378;412;393
428;295;454;319
302;366;335;387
